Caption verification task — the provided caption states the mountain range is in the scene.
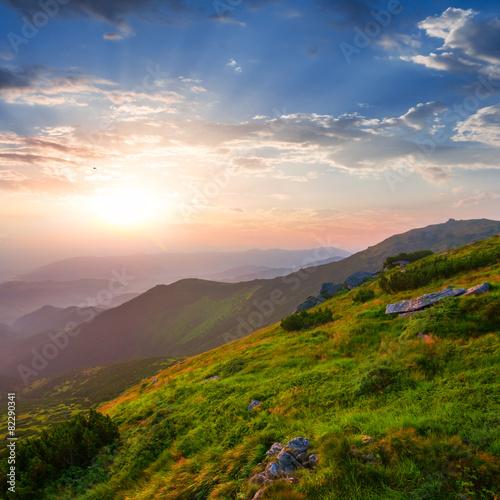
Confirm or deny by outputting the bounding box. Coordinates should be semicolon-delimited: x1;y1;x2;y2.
2;218;498;385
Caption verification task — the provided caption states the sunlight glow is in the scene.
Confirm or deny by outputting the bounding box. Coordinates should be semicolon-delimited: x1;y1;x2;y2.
91;187;163;228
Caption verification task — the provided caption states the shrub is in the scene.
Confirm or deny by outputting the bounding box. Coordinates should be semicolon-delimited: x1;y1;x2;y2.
280;308;333;332
352;288;375;303
383;250;434;269
4;409;119;498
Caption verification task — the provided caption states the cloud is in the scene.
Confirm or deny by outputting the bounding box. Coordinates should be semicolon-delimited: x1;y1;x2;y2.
226;59;242;73
404;8;500;77
453;104;500;146
0;65;39;89
103;32;124;41
0;168;78;194
379;101;447;131
453;191;500;208
231;157;272;172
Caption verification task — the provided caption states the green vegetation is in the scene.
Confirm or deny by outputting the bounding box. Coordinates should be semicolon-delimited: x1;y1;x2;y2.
1;236;500;499
379;237;500;293
280;307;333;332
1;409;119;499
0;357;181;451
383;250;434;269
351;288;375;303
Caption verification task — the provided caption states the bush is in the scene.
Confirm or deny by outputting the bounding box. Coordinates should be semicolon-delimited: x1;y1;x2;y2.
383;250;434;269
380;248;500;293
1;409;119;498
352;288;375;303
280;308;333;332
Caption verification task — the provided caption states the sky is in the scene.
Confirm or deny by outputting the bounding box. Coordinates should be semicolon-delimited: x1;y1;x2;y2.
0;0;499;260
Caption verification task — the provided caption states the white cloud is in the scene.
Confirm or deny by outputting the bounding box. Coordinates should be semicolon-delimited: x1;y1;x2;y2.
453;191;500;207
226;59;243;73
403;8;500;77
453;104;500;146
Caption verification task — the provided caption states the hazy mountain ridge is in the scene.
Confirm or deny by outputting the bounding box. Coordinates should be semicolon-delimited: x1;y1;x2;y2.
2;218;498;385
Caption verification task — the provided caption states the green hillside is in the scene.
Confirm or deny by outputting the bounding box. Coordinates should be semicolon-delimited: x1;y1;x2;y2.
4;235;499;499
0;356;181;457
3;218;499;382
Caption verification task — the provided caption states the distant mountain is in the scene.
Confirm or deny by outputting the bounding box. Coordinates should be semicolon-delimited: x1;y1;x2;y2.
10;305;103;338
207;255;345;282
0;279;135;324
2;218;498;383
17;247;351;287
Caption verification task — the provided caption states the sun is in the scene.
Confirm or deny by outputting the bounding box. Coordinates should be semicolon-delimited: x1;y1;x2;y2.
91;187;162;228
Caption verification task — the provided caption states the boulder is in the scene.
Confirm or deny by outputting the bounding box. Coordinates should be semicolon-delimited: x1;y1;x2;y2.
247;400;262;411
266;443;284;457
277;450;301;472
287;437;310;455
320;283;343;296
385;287;466;314
308;454;319;467
462;282;489;296
250;474;267;485
344;272;373;289
296;452;308;465
265;462;284;479
295;296;322;313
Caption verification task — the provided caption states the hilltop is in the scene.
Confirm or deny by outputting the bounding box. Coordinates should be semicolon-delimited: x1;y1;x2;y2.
2;218;499;383
2;235;499;499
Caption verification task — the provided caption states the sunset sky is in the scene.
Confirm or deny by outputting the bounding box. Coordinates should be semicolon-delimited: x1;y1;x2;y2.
0;0;499;260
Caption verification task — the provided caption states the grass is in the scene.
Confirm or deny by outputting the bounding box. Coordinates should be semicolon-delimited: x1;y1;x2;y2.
1;236;500;499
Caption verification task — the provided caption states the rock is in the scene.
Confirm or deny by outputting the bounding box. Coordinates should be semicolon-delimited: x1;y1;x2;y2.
462;282;489;296
398;311;424;318
320;283;343;296
252;488;264;500
201;375;220;383
308;454;319;467
250;474;267;486
287;437;310;455
248;400;262;411
277;450;301;472
266;443;284;457
153;379;158;384
344;272;373;289
265;462;284;479
296;452;308;465
295;295;325;312
361;436;373;445
393;260;410;268
385;287;466;314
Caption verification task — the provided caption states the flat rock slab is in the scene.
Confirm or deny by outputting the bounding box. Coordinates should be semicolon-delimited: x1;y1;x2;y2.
462;282;489;296
386;286;466;314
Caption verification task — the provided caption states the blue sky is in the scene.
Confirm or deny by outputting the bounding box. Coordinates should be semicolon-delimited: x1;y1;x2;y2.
0;0;499;256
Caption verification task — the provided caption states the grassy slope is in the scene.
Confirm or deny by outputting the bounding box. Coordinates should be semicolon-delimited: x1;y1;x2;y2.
4;219;500;381
40;236;500;500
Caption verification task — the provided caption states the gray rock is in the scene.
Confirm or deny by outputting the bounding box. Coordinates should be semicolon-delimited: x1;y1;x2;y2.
295;296;321;313
277;450;301;472
265;462;284;479
201;375;219;383
320;283;343;296
344;272;373;288
247;400;262;411
287;437;310;455
385;287;466;314
462;282;489;296
296;452;308;465
308;454;319;467
266;443;284;457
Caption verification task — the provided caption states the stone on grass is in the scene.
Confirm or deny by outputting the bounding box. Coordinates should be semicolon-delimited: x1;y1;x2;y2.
247;400;262;411
287;437;310;455
277;450;301;472
462;282;489;296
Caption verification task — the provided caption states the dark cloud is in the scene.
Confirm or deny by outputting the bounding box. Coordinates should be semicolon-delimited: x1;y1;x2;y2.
1;0;223;31
0;65;40;90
